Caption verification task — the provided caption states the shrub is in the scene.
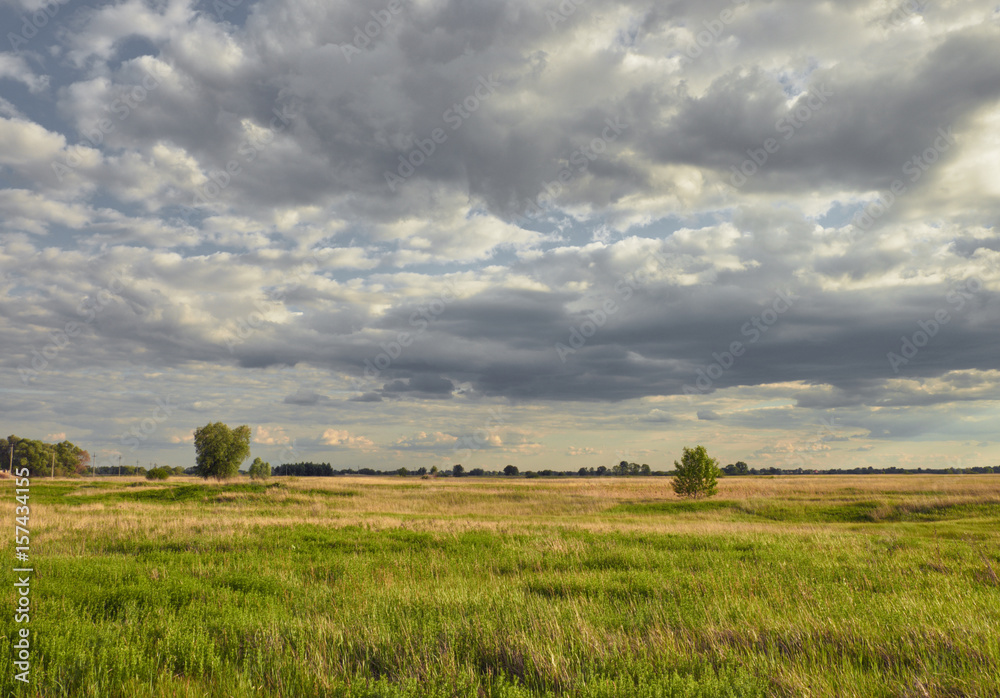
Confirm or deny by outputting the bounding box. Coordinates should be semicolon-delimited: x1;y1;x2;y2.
672;446;720;499
248;457;271;480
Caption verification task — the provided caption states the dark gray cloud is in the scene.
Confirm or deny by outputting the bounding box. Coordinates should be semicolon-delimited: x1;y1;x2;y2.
1;0;998;470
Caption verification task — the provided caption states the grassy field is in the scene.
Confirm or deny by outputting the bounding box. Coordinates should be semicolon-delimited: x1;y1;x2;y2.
3;474;1000;697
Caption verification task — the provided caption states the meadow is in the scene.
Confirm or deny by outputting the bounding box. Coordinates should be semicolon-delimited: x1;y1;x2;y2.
2;474;999;697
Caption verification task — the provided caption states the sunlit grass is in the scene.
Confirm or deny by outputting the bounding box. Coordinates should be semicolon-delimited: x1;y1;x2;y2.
2;475;999;696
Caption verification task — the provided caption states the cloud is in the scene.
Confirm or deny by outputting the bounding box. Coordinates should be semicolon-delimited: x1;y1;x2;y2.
393;431;459;451
321;429;375;451
254;425;290;445
284;388;325;405
0;0;997;472
642;409;676;423
0;53;49;93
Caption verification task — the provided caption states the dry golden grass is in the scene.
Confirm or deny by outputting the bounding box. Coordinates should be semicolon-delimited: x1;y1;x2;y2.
24;474;1000;549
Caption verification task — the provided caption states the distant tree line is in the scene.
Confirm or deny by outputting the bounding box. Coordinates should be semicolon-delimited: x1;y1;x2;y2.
1;435;90;476
268;459;1000;478
732;465;1000;476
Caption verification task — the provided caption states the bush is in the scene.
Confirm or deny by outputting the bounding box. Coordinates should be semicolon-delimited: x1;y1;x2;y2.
146;467;171;481
672;446;720;499
248;457;271;480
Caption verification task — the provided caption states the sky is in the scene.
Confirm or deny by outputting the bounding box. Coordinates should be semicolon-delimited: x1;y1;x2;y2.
1;0;998;473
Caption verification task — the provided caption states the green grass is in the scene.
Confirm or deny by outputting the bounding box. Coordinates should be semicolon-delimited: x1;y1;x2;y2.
2;475;999;696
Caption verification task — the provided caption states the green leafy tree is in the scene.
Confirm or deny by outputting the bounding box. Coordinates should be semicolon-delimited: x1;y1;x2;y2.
640;463;652;476
248;456;271;480
1;435;89;476
146;467;171;480
503;464;519;476
397;467;409;477
723;461;750;476
671;445;720;499
452;464;465;477
193;422;251;480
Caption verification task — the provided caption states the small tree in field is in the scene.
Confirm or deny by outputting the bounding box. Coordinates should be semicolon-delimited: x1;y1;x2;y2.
194;422;251;480
248;457;271;480
671;445;720;499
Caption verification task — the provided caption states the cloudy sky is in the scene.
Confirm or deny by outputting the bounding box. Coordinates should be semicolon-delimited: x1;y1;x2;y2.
2;0;998;473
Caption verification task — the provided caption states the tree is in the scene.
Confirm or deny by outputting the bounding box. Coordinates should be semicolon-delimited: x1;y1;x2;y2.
2;435;89;476
723;461;749;476
248;457;271;480
193;422;251;480
452;464;465;477
146;467;170;480
640;463;651;476
671;445;720;499
430;465;438;475
503;464;519;476
397;467;409;477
